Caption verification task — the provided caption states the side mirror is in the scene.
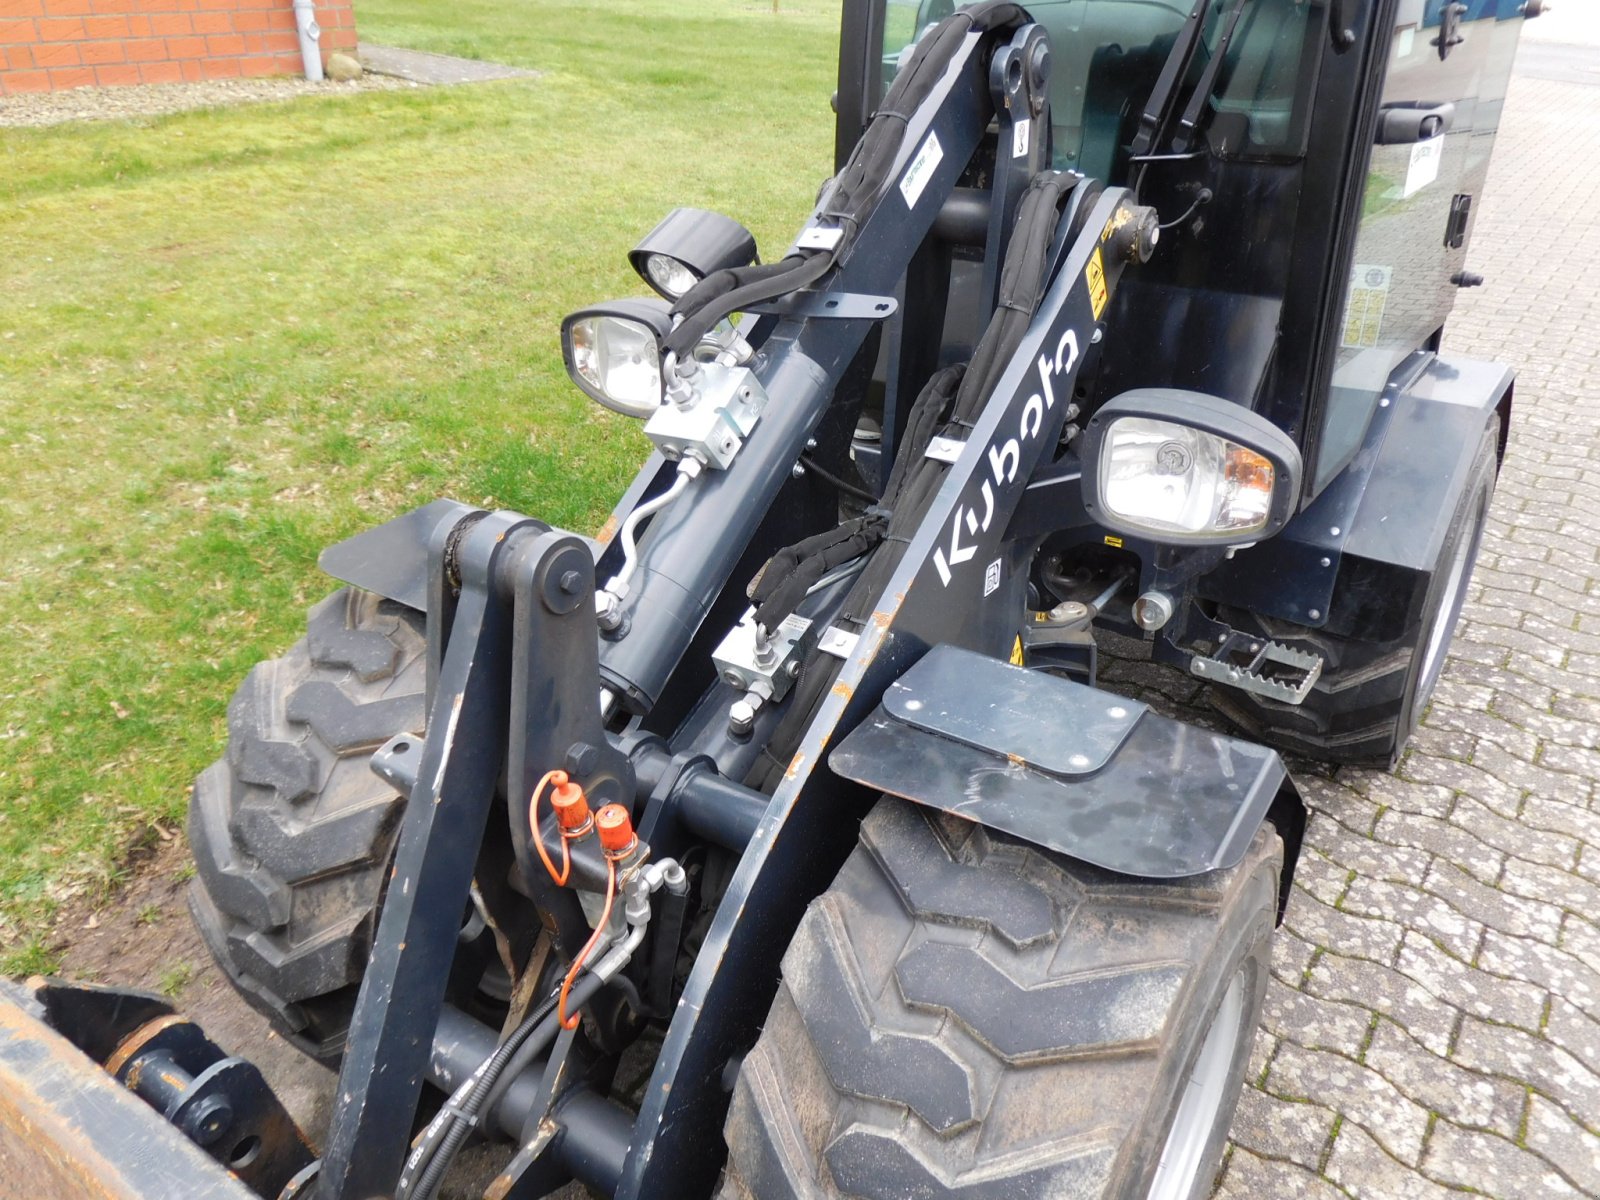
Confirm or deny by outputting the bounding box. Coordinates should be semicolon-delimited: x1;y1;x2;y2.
1375;100;1455;145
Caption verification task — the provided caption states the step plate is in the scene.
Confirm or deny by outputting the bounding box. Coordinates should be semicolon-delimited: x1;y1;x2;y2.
1189;636;1323;705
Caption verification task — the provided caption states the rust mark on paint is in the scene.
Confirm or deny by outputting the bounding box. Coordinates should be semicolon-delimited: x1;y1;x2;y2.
597;513;621;545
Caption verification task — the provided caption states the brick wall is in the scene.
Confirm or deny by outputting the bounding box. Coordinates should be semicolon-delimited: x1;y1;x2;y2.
0;0;358;95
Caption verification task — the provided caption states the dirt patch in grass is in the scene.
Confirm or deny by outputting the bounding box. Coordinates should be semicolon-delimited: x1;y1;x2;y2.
41;838;567;1197
49;835;340;1139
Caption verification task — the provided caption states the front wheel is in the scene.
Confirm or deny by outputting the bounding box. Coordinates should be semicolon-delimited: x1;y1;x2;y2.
720;798;1281;1199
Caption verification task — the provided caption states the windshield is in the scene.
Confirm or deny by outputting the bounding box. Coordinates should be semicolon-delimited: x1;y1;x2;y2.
884;0;1317;180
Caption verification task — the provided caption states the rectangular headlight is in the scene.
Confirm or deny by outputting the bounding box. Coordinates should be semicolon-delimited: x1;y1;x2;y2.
1082;390;1301;545
560;299;674;419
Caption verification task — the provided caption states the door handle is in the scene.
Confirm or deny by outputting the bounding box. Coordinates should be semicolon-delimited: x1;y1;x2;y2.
1375;100;1455;145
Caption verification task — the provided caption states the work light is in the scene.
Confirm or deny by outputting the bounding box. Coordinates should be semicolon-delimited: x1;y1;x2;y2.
1081;390;1301;544
628;208;758;300
560;299;674;418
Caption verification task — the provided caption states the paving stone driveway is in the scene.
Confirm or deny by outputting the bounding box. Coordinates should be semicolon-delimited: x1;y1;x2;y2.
1200;35;1600;1200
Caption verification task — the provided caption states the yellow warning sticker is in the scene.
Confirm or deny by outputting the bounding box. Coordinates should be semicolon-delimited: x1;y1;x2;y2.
1086;246;1108;320
1010;636;1025;666
1104;534;1123;548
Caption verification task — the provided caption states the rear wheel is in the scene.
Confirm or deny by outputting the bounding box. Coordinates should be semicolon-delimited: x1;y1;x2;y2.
1213;415;1498;768
188;587;426;1060
720;798;1281;1199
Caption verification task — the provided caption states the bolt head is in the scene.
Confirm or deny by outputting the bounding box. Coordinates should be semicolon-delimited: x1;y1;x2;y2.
560;570;583;595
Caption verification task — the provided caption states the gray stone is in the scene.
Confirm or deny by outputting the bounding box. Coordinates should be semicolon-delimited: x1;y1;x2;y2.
1267;1041;1431;1166
1227;1085;1338;1173
1213;1145;1348;1200
325;52;364;82
1325;1123;1467;1199
1363;1018;1524;1138
1421;1120;1581;1197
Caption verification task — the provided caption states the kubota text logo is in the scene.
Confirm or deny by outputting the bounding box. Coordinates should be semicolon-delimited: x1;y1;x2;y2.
933;327;1080;587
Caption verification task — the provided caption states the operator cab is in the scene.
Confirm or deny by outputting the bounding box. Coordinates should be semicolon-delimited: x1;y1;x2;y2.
851;0;1522;505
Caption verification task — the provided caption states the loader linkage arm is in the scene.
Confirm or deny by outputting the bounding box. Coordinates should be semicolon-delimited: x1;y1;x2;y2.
297;10;1176;1198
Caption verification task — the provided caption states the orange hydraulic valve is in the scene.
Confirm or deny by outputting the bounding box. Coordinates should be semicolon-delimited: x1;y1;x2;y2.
558;804;639;1030
550;776;593;834
531;769;594;887
595;804;638;859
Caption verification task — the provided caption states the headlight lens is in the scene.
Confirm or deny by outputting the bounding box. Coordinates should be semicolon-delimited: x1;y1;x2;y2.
568;315;663;418
1100;416;1276;538
642;253;699;299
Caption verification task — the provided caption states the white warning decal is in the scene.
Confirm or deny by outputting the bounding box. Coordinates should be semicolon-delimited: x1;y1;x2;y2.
1403;136;1442;198
899;131;944;209
1012;119;1030;159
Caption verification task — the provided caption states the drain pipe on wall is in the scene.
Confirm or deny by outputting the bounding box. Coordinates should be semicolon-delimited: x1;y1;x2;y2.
293;0;324;82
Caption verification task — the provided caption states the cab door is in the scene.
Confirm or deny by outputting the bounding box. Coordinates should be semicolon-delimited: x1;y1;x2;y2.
1314;0;1523;493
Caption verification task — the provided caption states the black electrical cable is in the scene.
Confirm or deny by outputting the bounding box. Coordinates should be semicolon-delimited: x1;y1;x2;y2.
798;453;878;504
1159;187;1213;230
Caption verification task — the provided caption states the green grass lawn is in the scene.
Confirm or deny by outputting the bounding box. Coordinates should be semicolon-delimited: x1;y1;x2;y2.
0;0;842;969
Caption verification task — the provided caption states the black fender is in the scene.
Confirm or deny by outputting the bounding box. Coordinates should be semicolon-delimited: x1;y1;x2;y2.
1200;350;1512;633
829;644;1306;923
317;498;480;613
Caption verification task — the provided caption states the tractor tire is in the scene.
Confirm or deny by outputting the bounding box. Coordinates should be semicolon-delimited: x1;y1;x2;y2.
188;587;427;1061
720;798;1281;1200
1212;415;1498;768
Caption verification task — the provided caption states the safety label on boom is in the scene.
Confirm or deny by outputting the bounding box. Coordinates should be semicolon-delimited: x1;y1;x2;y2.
1086;247;1108;319
899;132;944;209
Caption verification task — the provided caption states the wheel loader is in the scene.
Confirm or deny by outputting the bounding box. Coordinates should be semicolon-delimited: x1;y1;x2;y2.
0;0;1529;1197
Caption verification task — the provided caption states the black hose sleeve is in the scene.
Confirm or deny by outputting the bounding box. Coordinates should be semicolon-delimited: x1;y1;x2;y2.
669;1;1033;360
664;250;834;360
752;518;885;635
882;363;966;504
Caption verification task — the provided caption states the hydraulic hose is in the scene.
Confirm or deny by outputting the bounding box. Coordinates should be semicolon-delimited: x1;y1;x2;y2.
750;172;1078;789
403;972;608;1200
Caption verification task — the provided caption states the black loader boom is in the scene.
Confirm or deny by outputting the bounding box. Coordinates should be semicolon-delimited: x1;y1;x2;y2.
1;1;1529;1198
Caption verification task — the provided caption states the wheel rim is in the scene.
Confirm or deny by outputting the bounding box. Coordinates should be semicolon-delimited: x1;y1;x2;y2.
1147;967;1247;1200
1415;487;1488;711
